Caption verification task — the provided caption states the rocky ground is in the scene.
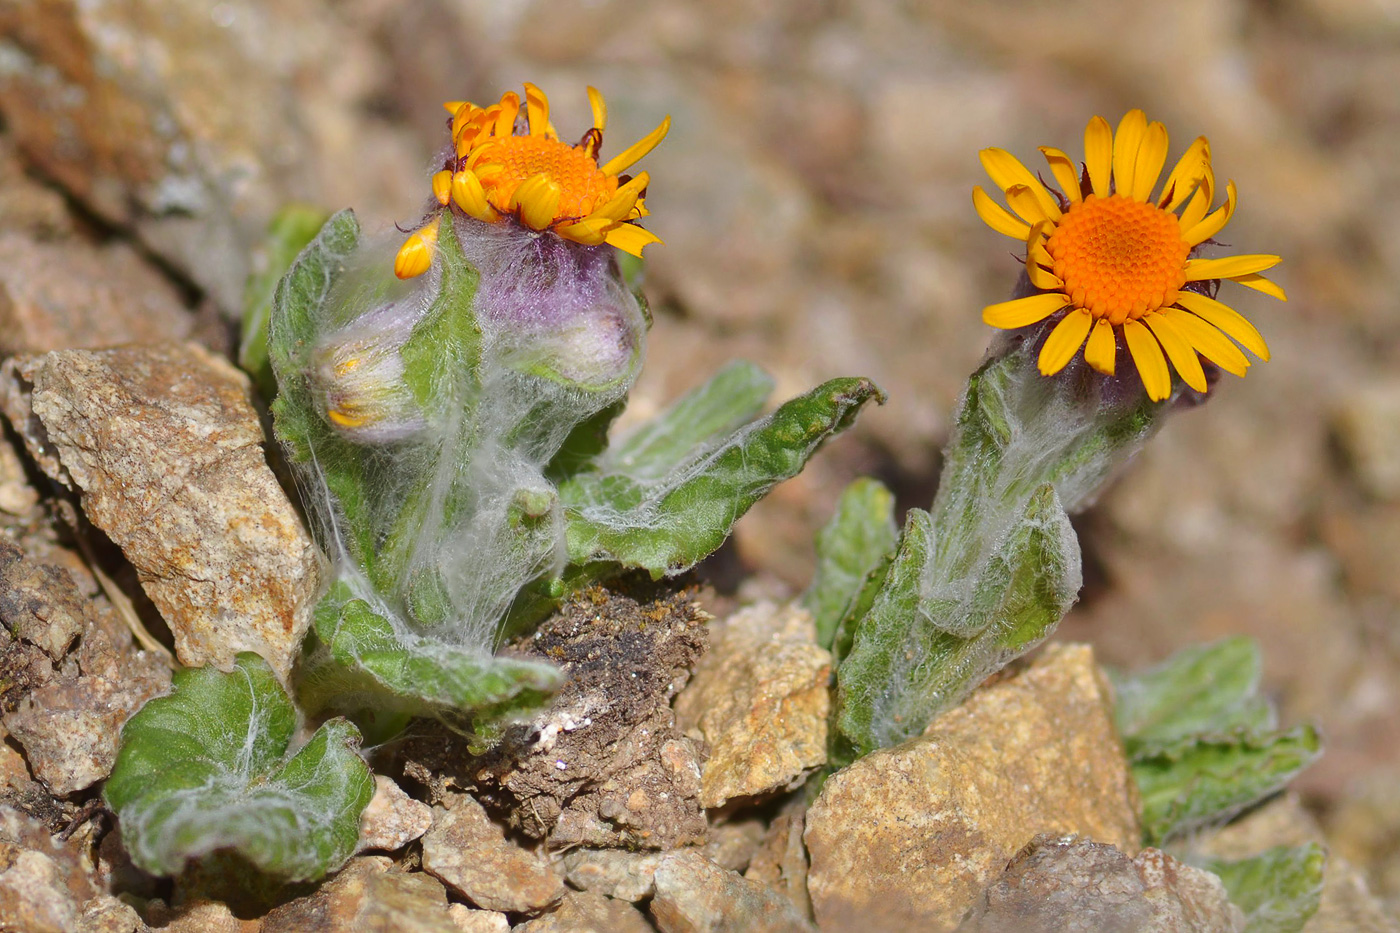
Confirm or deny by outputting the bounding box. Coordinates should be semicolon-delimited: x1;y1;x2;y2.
1;0;1399;930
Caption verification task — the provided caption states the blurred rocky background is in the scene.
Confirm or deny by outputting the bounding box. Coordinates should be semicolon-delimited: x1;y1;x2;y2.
1;0;1397;916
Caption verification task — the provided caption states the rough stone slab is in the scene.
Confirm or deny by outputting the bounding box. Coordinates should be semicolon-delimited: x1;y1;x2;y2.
746;797;813;920
674;601;830;807
804;642;1141;933
0;234;191;357
514;891;655;933
445;904;510;933
264;856;465;933
958;834;1243;933
420;793;565;914
651;850;816;933
0;344;321;681
0;804;100;933
356;775;433;853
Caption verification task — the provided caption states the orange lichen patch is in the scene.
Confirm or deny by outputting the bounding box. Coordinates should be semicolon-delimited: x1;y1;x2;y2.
394;82;669;279
973;110;1285;401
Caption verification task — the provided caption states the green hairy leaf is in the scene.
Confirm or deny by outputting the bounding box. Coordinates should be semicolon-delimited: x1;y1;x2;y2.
834;483;1078;760
105;654;374;881
1112;636;1275;755
240;204;331;396
832;339;1165;758
561;375;884;578
1200;844;1325;933
1113;638;1322;845
803;477;897;651
298;581;561;723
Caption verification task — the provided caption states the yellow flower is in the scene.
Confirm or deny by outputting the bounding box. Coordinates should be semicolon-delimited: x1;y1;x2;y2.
973;110;1286;401
395;83;670;278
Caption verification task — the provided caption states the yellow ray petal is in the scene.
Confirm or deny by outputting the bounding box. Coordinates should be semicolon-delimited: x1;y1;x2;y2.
394;217;440;280
1112;110;1147;198
1123;318;1172;401
1232;273;1287;301
1083;319;1117;375
555;216;610;246
451;170;498;222
1025;221;1061;289
1160;307;1250;377
1039;146;1083;203
1026;262;1063;290
1177;165;1215;231
587;86;607;133
1184;254;1281;281
1084;115;1113;199
587;172;648;224
982;292;1070;329
1039;309;1093;375
523;82;549;137
600;115;671;176
972;186;1032;240
1175;291;1271;360
1182;180;1237;246
1158;136;1209;210
1143;311;1207;392
605;223;663;257
512;174;563;230
495;91;521;139
443;100;468;115
1131;120;1169;202
1005;184;1052;225
979;148;1062;221
431;170;452;206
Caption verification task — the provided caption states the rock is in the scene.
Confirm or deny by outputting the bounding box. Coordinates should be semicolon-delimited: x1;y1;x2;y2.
0;234;192;357
561;848;664;903
704;818;767;873
0;0;415;314
0;436;39;519
445;904;510;933
958;834;1244;933
356;775;433;853
0;542;170;795
144;898;262;932
413;585;708;849
419;793;565;914
746;798;812;919
0;343;322;682
263;856;464;933
0;805;100;933
77;895;144;933
514;890;655;933
674;601;831;807
650;850;816;933
1334;379;1400;501
804;643;1140;933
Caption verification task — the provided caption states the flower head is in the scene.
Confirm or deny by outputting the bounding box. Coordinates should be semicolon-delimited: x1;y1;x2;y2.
973;110;1285;401
395;83;669;278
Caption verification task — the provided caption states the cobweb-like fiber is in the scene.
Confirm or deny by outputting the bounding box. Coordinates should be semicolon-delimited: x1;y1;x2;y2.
291;215;646;660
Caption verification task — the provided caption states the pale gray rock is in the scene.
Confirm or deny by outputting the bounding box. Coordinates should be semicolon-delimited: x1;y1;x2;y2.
804;643;1141;933
958;834;1244;933
446;904;510;933
356;775;433;853
0;343;321;682
673;601;830;808
262;856;462;933
76;895;143;933
650;850;816;933
561;848;664;903
420;793;565;914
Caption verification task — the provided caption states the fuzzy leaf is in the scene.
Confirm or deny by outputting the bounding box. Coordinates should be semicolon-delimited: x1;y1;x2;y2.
297;582;561;723
834;483;1079;759
1201;844;1325;933
105;653;374;881
1112;637;1275;755
832;339;1169;759
1134;724;1321;845
240;204;330;397
804;477;898;651
561;376;883;578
